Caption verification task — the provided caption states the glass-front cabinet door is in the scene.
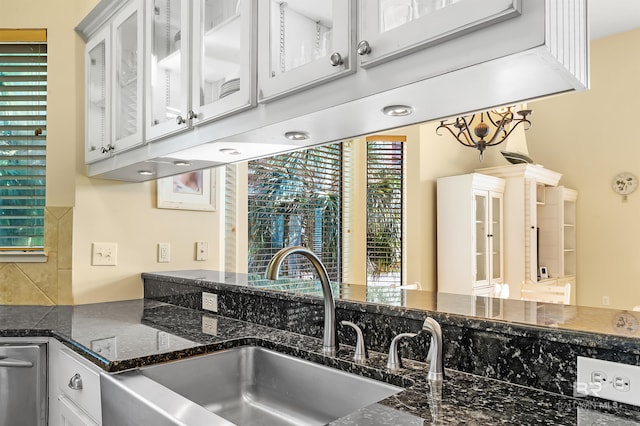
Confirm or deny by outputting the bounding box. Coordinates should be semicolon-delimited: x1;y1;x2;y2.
489;191;503;285
112;0;144;152
473;190;488;289
85;26;110;163
473;189;503;289
191;0;256;124
358;0;521;68
257;0;354;101
145;0;190;141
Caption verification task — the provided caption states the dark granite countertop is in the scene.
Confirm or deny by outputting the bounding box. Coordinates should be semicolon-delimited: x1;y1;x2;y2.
1;299;640;425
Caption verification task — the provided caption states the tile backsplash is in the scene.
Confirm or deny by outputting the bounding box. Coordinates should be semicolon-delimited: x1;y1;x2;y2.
0;206;73;305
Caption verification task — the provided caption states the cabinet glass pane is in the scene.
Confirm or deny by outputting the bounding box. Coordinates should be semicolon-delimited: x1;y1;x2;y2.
150;0;183;127
475;193;487;282
87;41;107;152
115;12;139;140
491;195;501;280
195;0;242;108
379;0;461;33
269;0;333;76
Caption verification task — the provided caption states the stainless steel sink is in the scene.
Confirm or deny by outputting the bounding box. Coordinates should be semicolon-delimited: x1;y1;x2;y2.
101;346;402;426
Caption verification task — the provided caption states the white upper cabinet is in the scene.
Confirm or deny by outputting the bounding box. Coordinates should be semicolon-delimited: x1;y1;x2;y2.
85;26;111;163
257;0;355;101
145;0;190;140
112;0;144;152
85;0;144;163
191;0;256;124
358;0;521;68
145;0;256;140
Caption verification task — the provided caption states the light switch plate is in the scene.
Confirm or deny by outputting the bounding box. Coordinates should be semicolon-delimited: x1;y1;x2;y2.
92;242;117;266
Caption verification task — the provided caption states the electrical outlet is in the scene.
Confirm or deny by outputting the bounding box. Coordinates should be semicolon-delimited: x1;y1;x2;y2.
602;296;610;306
158;243;170;263
196;241;208;261
90;337;117;358
157;331;170;350
202;316;218;335
92;243;117;266
202;292;218;312
577;356;640;406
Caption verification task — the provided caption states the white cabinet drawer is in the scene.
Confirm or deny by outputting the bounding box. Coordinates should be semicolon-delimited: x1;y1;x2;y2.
58;348;102;423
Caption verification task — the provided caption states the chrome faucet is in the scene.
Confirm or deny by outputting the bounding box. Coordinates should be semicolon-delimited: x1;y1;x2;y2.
265;246;337;356
386;317;443;382
423;317;443;382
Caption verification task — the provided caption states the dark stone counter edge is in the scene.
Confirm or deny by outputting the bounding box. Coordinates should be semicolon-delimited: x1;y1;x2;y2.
141;272;640;355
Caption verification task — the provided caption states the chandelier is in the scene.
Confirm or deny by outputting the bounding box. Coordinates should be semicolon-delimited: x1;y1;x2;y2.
436;106;532;161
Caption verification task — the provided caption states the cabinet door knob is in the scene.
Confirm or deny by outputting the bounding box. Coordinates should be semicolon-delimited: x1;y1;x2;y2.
329;52;344;66
176;115;186;125
357;40;371;56
187;110;198;120
68;373;83;390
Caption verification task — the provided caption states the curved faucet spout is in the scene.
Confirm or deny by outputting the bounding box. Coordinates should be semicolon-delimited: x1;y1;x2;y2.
266;246;337;355
423;317;443;382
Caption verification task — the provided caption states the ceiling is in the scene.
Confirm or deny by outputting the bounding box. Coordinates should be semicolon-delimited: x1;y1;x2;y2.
589;0;640;39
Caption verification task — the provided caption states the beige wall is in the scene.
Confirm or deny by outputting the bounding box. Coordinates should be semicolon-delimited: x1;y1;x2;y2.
1;0;225;305
527;28;640;310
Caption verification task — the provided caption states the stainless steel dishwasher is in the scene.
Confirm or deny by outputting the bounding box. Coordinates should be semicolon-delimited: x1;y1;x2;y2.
0;342;47;426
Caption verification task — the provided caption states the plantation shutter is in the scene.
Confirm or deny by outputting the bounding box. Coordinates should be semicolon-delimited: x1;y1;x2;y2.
247;144;342;284
0;32;47;249
365;135;405;288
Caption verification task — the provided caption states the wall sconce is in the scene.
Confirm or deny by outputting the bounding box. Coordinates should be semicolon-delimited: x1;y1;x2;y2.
436;106;532;161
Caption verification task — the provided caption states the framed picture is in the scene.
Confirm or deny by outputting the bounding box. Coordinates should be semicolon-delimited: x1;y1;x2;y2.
157;169;216;211
539;266;549;280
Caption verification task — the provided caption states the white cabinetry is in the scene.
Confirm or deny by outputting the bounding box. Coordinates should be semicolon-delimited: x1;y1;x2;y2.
49;339;102;426
85;0;143;163
358;0;520;68
84;26;111;163
146;0;256;140
145;0;190;140
538;186;578;299
257;0;354;101
477;164;578;305
437;173;505;295
77;0;589;181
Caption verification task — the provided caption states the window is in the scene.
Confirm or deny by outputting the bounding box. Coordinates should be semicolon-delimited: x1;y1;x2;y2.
365;136;405;287
247;144;342;286
0;30;47;252
239;136;405;298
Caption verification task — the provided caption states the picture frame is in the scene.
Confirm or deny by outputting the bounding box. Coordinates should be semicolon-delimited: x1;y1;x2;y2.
157;169;216;211
539;266;549;280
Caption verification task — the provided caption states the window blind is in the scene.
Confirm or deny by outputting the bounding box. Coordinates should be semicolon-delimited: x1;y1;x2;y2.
247;144;342;285
366;136;405;288
0;40;47;249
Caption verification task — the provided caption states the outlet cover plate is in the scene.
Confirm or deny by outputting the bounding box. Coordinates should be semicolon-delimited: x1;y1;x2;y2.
202;316;218;335
202;292;218;312
577;356;640;407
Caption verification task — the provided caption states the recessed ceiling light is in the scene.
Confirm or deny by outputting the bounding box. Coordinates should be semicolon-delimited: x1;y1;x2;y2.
173;160;191;166
138;170;154;176
285;131;309;141
219;148;242;155
382;105;413;117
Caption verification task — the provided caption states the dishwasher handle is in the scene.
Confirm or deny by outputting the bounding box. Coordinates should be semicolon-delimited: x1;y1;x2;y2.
0;356;33;368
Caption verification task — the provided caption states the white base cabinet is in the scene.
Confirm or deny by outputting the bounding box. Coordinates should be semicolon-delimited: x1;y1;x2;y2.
49;339;102;426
